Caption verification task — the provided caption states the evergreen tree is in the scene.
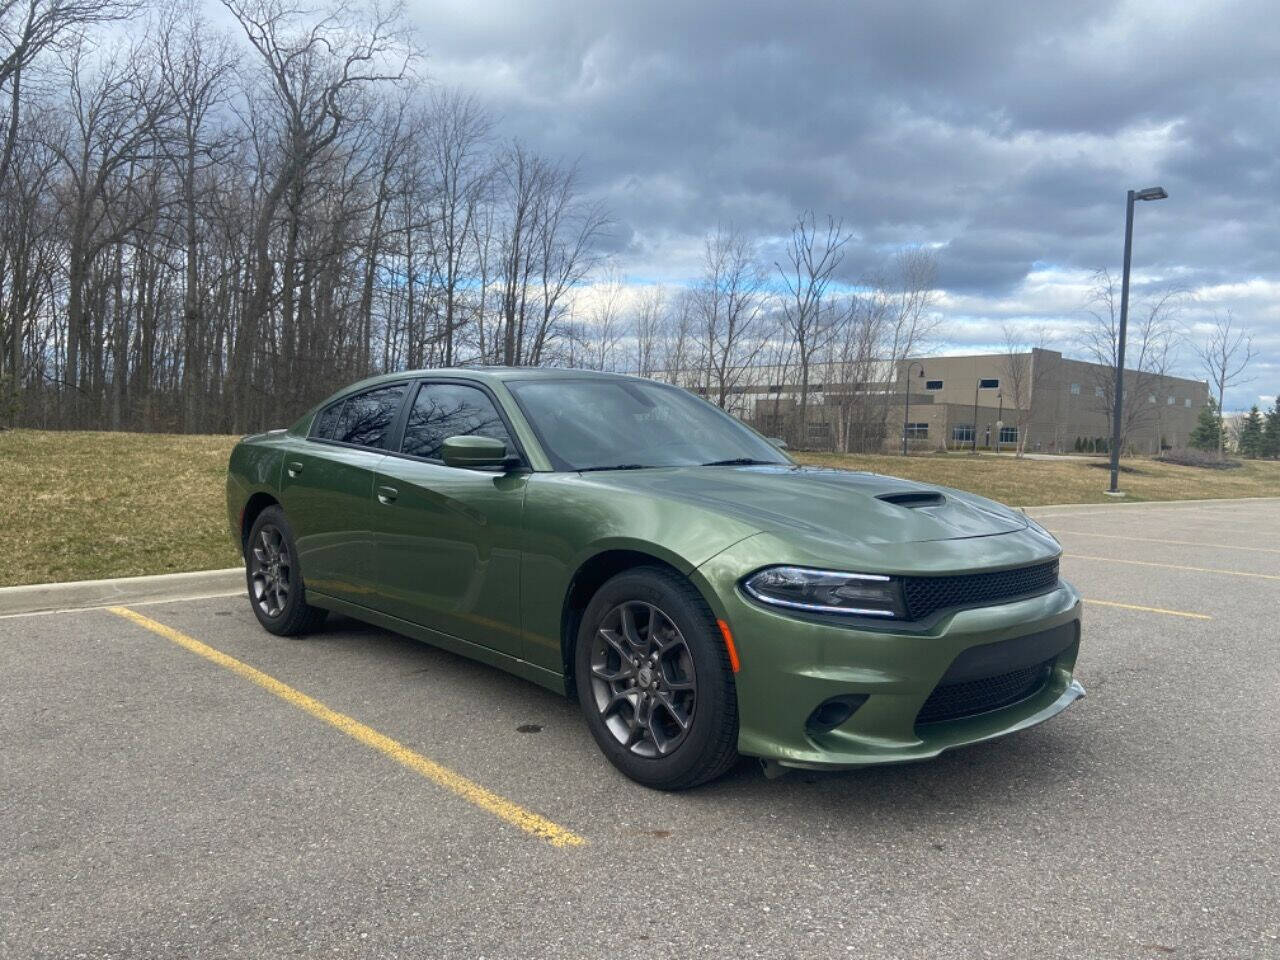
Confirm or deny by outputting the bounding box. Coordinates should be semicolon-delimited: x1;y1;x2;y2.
1238;406;1264;458
1262;396;1280;459
1189;398;1223;453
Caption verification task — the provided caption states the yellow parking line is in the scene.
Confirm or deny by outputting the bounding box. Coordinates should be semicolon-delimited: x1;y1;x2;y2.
1064;555;1280;581
1083;599;1212;620
1054;529;1280;555
107;606;586;849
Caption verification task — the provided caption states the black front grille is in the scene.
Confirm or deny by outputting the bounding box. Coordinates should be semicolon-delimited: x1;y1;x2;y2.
916;658;1055;725
901;558;1059;621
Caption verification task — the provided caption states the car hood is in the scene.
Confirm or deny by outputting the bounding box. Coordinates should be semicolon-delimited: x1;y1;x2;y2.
581;465;1029;546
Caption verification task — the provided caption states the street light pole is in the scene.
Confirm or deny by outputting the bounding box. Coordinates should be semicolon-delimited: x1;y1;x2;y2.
1109;185;1167;494
901;360;924;456
995;391;1004;453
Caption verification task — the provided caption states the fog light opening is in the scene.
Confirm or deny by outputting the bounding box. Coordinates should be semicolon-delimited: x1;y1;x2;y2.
805;694;869;735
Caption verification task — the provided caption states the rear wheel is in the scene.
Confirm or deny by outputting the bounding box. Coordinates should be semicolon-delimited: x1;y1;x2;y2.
245;506;328;636
574;566;739;789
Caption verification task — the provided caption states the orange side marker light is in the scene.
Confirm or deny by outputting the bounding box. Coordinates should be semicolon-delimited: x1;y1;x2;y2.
716;619;740;673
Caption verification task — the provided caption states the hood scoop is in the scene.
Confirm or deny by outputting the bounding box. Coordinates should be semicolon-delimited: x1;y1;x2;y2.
877;491;947;509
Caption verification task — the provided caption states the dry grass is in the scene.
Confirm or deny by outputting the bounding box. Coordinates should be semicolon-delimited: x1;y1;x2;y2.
1;429;240;587
3;429;1279;587
793;450;1280;507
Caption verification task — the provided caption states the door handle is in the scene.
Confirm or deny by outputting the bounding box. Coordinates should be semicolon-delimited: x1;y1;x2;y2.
377;484;399;504
286;460;304;477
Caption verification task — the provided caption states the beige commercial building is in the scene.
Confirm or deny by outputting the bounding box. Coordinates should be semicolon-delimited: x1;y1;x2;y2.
732;349;1209;454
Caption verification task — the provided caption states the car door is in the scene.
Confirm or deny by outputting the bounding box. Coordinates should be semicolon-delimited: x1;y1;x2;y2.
372;380;528;658
280;381;409;604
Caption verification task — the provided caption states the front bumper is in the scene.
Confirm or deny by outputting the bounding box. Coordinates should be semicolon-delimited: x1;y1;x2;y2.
695;542;1085;770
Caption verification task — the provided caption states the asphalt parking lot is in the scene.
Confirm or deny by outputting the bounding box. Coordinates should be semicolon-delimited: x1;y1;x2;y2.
3;500;1278;959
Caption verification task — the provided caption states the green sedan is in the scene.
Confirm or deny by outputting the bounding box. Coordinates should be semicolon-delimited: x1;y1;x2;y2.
226;368;1083;789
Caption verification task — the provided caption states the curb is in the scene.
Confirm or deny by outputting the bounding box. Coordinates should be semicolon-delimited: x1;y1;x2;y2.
1024;496;1280;516
0;568;244;617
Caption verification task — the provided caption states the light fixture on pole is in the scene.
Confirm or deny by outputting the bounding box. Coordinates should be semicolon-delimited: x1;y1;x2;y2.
1109;185;1168;494
901;360;924;456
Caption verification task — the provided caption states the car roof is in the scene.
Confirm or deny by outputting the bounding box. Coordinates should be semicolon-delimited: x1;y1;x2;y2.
352;366;655;388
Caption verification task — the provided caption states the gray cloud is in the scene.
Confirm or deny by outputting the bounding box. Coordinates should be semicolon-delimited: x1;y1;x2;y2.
417;0;1280;407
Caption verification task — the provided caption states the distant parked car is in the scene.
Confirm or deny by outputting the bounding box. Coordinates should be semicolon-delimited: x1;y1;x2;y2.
226;368;1083;789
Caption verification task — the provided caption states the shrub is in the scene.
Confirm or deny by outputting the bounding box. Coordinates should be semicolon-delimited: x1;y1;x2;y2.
1158;447;1242;470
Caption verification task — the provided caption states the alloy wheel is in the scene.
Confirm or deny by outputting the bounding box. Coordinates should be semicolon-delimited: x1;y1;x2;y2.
589;601;697;758
249;524;291;618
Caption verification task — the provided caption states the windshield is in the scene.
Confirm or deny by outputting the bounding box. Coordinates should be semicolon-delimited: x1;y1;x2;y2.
506;377;791;471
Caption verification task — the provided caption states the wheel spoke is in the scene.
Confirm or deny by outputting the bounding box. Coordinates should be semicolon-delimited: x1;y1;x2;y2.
619;604;644;648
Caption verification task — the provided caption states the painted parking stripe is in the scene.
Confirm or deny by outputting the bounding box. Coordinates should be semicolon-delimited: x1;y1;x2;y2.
1083;599;1212;620
1054;529;1280;555
1064;555;1280;581
107;606;587;849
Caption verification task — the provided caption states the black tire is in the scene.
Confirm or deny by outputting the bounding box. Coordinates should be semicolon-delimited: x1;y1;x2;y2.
244;506;328;636
574;566;739;790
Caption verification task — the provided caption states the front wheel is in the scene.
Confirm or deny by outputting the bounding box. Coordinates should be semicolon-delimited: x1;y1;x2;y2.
574;566;739;789
245;506;328;636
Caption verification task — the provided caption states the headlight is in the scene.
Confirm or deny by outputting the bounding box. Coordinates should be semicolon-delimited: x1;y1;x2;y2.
743;566;903;618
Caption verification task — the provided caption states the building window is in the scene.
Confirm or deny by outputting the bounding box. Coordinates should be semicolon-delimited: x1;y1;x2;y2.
1095;386;1104;398
1069;382;1080;395
925;380;943;391
999;425;1018;445
905;422;928;440
952;424;974;444
1184;398;1192;408
979;378;999;389
1149;394;1157;404
1167;396;1175;405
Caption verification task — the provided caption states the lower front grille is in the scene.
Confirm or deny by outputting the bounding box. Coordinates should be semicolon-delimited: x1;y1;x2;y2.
915;657;1055;725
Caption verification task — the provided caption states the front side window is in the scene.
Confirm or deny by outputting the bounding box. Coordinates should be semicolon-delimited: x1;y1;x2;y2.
507;377;789;471
401;382;514;461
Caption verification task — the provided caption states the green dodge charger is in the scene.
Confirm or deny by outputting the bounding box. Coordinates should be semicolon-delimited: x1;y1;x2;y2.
226;367;1084;789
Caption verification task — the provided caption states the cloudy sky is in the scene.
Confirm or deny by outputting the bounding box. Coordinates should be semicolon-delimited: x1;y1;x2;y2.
417;0;1278;409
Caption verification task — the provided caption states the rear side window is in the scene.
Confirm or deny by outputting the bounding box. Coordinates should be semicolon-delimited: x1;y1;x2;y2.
401;382;513;461
313;383;407;448
312;400;343;439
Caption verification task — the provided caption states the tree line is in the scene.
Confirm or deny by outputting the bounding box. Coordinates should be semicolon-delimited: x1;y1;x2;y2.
0;0;945;445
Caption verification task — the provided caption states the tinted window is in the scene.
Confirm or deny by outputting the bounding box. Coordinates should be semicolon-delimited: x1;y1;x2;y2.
312;400;343;439
332;384;407;448
979;378;999;389
401;383;513;461
507;377;788;471
925;380;943;390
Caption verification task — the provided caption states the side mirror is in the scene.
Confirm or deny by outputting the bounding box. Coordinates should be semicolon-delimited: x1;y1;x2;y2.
767;436;789;450
441;435;514;470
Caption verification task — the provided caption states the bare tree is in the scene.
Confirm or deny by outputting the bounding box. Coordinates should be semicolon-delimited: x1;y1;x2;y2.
775;211;849;446
0;0;138;188
695;224;765;412
221;0;415;429
631;285;665;378
1079;269;1185;454
1192;310;1257;458
999;323;1053;457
